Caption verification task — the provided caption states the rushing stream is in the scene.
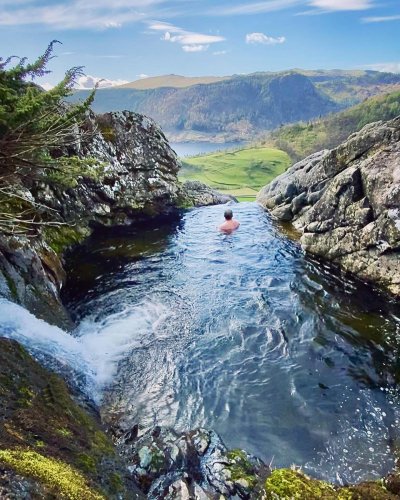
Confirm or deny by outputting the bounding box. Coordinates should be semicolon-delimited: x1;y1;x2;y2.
2;202;400;485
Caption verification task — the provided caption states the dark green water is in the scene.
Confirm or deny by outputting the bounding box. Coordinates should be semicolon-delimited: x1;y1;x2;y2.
63;202;400;484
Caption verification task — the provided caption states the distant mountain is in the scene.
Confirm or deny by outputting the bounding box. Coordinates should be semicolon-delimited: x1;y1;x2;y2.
265;89;400;162
117;74;229;89
70;70;400;142
299;69;400;106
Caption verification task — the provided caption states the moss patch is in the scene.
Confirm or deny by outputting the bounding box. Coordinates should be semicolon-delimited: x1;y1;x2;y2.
45;157;105;189
0;449;104;499
226;449;258;489
264;470;397;499
0;338;128;498
338;480;397;499
98;124;117;144
264;469;337;499
2;270;18;300
43;224;90;255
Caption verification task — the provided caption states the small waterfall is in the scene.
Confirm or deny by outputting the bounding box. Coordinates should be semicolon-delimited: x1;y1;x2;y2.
0;297;169;403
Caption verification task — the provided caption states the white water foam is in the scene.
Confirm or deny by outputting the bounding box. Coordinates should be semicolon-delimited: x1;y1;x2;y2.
0;298;169;402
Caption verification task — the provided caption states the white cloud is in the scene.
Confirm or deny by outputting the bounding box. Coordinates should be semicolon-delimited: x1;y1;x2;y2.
309;0;372;10
364;62;400;73
137;73;149;78
148;21;225;52
362;14;400;23
0;0;167;29
213;0;373;16
211;0;301;16
75;75;129;89
213;50;228;56
246;33;286;45
182;44;209;52
41;82;54;91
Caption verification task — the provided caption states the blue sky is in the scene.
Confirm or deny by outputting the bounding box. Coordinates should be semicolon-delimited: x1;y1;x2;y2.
0;0;399;88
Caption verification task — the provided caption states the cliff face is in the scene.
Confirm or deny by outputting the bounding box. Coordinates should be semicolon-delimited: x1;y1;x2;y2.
36;111;182;226
258;117;400;295
0;111;183;327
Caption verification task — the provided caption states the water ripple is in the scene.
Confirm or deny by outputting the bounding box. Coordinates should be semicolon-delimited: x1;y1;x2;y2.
61;202;400;483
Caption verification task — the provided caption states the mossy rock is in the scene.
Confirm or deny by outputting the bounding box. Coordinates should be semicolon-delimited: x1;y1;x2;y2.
0;338;135;498
43;224;90;255
226;449;258;489
264;469;397;500
264;469;337;499
0;449;104;499
338;480;398;499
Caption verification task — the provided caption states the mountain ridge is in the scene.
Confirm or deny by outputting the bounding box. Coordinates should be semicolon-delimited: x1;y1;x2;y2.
69;69;400;142
117;74;229;89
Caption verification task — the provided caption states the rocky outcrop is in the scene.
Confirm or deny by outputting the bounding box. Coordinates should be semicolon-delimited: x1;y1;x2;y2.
116;425;268;499
38;111;182;225
0;338;143;499
0;111;232;326
0;111;183;326
181;180;238;206
257;117;400;295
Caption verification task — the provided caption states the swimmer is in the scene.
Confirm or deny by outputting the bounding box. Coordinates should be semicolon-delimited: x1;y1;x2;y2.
219;208;240;234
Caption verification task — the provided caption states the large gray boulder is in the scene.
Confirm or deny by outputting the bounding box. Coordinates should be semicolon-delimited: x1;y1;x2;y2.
181;180;238;206
36;111;182;224
0;111;182;326
117;425;268;499
257;117;400;295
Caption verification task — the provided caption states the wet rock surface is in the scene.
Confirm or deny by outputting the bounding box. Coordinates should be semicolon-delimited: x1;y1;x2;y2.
116;425;269;499
0;338;142;499
258;117;400;295
181;180;238;206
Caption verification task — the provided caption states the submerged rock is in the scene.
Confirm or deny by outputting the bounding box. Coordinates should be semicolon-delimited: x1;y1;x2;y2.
117;425;269;499
258;117;400;295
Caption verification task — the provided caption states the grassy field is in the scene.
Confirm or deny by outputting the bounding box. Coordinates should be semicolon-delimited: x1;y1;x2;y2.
179;147;291;201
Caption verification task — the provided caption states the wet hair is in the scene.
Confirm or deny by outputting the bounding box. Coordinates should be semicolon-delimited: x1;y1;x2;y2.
224;209;233;220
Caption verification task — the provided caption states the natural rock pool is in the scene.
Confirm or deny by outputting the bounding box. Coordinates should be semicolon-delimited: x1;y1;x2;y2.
1;202;400;486
60;202;400;485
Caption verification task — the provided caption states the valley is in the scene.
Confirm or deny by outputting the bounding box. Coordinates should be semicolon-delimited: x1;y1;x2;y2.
179;147;291;201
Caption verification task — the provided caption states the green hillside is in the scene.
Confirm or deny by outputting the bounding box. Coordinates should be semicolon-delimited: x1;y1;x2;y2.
179;147;291;201
266;89;400;162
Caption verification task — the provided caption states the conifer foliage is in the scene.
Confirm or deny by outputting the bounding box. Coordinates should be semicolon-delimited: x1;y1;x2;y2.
0;42;96;234
0;41;94;175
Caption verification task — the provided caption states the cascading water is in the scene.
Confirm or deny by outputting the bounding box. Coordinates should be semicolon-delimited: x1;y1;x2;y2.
2;202;400;485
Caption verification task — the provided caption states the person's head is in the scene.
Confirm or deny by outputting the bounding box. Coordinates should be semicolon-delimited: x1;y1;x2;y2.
224;209;233;220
